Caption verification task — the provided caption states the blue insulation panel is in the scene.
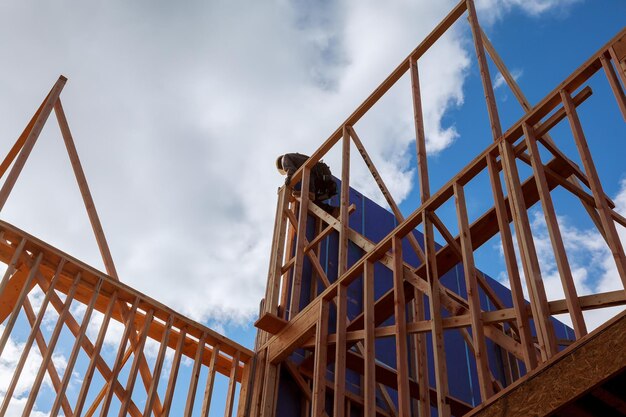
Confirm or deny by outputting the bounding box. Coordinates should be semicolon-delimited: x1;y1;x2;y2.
276;182;574;416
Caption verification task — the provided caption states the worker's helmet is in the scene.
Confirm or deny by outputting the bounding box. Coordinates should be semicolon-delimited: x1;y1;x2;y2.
276;155;286;175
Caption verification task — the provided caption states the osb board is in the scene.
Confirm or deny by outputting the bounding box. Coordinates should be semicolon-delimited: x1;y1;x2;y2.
466;309;626;417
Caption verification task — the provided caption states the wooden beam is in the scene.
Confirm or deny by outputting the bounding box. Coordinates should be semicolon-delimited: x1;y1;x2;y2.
363;260;376;417
391;236;411;415
312;301;330;417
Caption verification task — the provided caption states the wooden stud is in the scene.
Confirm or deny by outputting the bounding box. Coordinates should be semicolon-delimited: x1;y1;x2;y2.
74;292;119;416
486;153;537;370
162;327;187;417
236;361;253;417
333;284;347;417
290;165;311;317
391;236;411;415
561;89;626;290
200;343;221;416
454;183;494;400
21;273;81;417
224;351;241;417
467;0;503;140
601;53;626;120
0;267;67;416
118;309;155;417
99;297;140;417
339;125;351;276
185;333;208;417
499;140;558;360
423;210;450;417
266;186;289;316
0;77;66;211
363;261;376;417
523;123;587;338
312;301;330;417
143;315;174;417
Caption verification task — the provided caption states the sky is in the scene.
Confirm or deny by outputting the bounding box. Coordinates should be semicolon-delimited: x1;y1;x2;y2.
1;0;626;415
0;0;625;351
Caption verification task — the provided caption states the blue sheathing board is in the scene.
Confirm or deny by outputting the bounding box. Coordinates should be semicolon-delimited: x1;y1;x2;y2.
275;180;574;416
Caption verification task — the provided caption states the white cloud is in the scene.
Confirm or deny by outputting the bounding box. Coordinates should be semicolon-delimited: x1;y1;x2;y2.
493;69;523;90
0;0;584;333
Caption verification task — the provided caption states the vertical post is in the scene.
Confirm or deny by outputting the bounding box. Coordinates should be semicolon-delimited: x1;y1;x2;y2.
333;284;348;417
608;47;626;91
200;344;221;416
423;211;450;417
162;327;187;417
561;89;626;289
523;123;587;338
290;165;311;317
409;56;432;417
266;186;289;316
185;334;208;417
50;278;104;417
363;261;376;417
453;183;494;401
99;297;140;417
21;274;81;417
392;236;411;415
499;141;558;360
0;265;65;416
339;126;351;276
467;0;502;141
600;53;626;121
312;300;330;417
224;351;241;417
486;153;537;370
119;309;155;417
74;292;119;417
236;361;253;417
143;316;174;417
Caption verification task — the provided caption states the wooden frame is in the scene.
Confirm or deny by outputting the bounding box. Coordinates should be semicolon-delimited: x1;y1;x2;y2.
1;3;625;417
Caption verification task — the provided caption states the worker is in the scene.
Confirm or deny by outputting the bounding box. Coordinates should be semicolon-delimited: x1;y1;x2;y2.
276;153;339;216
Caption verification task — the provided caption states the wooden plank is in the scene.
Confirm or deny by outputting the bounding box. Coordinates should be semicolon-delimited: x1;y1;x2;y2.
467;0;502;140
0;237;26;298
391;236;411;415
467;310;626;417
265;186;289;316
290;165;311;316
236;361;253;417
0;252;44;356
333;284;348;417
143;316;174;417
339;126;351;276
363;260;376;417
162;327;187;417
561;89;626;289
74;292;118;416
119;309;155;417
200;344;221;417
499;140;558;360
454;183;494;401
289;0;468;185
224;351;240;417
600;53;626;121
55;99;119;279
50;278;104;417
423;211;450;417
524;123;587;338
486;153;537;369
0;269;68;417
185;333;207;417
312;301;330;417
99;297;140;416
21;274;81;417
